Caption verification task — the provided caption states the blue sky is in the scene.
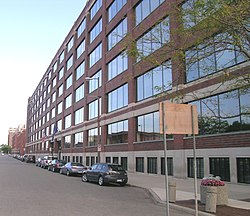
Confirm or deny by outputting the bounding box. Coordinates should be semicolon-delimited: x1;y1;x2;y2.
0;0;87;144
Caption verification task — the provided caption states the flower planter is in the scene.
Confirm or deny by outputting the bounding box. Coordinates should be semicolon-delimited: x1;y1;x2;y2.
200;185;228;205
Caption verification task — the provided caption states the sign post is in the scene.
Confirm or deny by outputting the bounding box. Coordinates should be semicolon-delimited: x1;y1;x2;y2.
159;102;199;216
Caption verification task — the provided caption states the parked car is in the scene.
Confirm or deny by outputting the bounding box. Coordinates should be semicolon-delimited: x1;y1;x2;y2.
25;155;35;163
81;163;128;186
48;159;67;172
60;162;87;176
21;154;28;162
40;156;58;169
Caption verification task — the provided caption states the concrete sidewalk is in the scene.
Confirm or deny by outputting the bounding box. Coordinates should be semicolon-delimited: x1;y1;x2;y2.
127;173;250;214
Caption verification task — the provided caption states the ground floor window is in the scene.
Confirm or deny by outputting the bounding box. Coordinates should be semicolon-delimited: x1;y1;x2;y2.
237;158;250;184
147;157;157;174
106;157;111;163
136;157;144;173
73;156;75;162
161;157;173;176
67;156;70;162
187;157;204;179
209;157;230;182
80;156;82;164
86;156;90;166
113;157;119;164
121;157;128;170
76;156;79;163
91;156;95;166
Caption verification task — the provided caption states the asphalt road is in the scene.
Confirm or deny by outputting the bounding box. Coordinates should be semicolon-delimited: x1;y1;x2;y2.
0;155;188;216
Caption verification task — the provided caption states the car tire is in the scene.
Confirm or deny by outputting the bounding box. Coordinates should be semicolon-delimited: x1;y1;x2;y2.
120;182;126;186
82;173;88;182
66;170;70;176
98;176;104;186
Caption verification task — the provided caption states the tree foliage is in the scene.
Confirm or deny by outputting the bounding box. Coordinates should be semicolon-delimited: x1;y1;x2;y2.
0;145;11;154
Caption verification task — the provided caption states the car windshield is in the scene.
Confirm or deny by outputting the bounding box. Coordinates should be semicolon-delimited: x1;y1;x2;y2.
108;165;124;171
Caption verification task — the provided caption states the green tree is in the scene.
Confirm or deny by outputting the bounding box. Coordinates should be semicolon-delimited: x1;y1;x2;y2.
1;145;12;154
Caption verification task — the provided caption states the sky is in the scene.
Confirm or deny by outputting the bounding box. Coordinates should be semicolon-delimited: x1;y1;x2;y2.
0;0;87;144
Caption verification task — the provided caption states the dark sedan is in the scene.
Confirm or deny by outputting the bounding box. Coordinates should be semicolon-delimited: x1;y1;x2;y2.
48;159;67;172
60;162;87;176
81;163;128;186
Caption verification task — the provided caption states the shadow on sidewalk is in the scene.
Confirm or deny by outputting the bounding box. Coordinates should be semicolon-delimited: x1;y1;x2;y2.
175;199;250;216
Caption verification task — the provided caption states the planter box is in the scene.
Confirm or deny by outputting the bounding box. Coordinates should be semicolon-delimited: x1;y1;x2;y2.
200;185;228;205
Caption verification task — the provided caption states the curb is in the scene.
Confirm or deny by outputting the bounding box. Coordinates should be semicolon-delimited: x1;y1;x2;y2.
127;184;213;216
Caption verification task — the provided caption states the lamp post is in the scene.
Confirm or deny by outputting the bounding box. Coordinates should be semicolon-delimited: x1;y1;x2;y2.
85;76;101;163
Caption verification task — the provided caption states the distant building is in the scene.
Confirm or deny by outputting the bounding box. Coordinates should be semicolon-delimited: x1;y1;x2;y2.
26;0;250;184
8;127;17;148
9;125;26;155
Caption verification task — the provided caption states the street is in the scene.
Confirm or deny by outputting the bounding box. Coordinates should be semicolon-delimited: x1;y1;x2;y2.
0;155;190;216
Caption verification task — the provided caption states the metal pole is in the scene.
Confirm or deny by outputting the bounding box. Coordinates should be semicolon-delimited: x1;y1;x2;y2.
97;77;101;163
162;101;170;216
191;105;198;216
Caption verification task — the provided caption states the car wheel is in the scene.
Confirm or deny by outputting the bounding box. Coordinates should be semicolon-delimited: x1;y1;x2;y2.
98;176;104;186
66;170;70;176
120;182;126;186
59;169;63;174
81;173;88;182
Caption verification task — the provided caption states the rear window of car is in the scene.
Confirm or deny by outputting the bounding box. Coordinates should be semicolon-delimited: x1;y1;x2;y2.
108;165;124;171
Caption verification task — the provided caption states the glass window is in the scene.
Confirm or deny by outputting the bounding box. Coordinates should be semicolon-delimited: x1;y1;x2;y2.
136;157;144;172
75;132;83;146
57;119;62;131
137;111;162;141
88;128;98;146
108;0;127;22
58;84;63;97
147;157;157;174
108;52;128;80
67;37;74;52
75;107;84;125
77;18;86;37
75;84;84;102
89;43;102;68
64;135;71;148
51;92;56;103
66;55;73;71
53;61;58;72
108;18;127;50
187;157;204;179
108;84;128;112
59;51;64;63
76;61;85;80
88;99;101;120
137;61;172;101
65;94;72;109
136;17;170;61
58;67;64;80
107;120;128;144
64;114;71;129
77;39;85;59
161;157;173;176
66;75;73;89
89;70;102;93
90;0;102;20
209;157;230;182
135;0;165;25
90;18;102;43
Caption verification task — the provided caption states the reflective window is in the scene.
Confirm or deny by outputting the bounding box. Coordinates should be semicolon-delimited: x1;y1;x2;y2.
52;77;56;88
66;55;73;71
77;39;85;59
57;102;62;114
108;52;128;80
185;33;247;83
136;17;169;61
64;114;71;129
53;61;57;72
90;18;102;43
76;61;85;80
108;84;128;112
89;43;102;68
75;107;84;125
58;67;64;80
64;135;71;148
59;51;64;63
137;112;162;141
58;84;63;97
89;70;102;93
137;61;172;101
107;120;128;144
65;94;72;109
90;0;102;20
108;18;127;50
66;75;73;89
88;128;98;146
57;119;62;131
51;108;55;119
67;37;74;52
108;0;127;22
51;92;56;103
88;99;101;120
75;84;84;102
75;132;83;146
190;88;250;135
77;18;86;37
135;0;165;25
